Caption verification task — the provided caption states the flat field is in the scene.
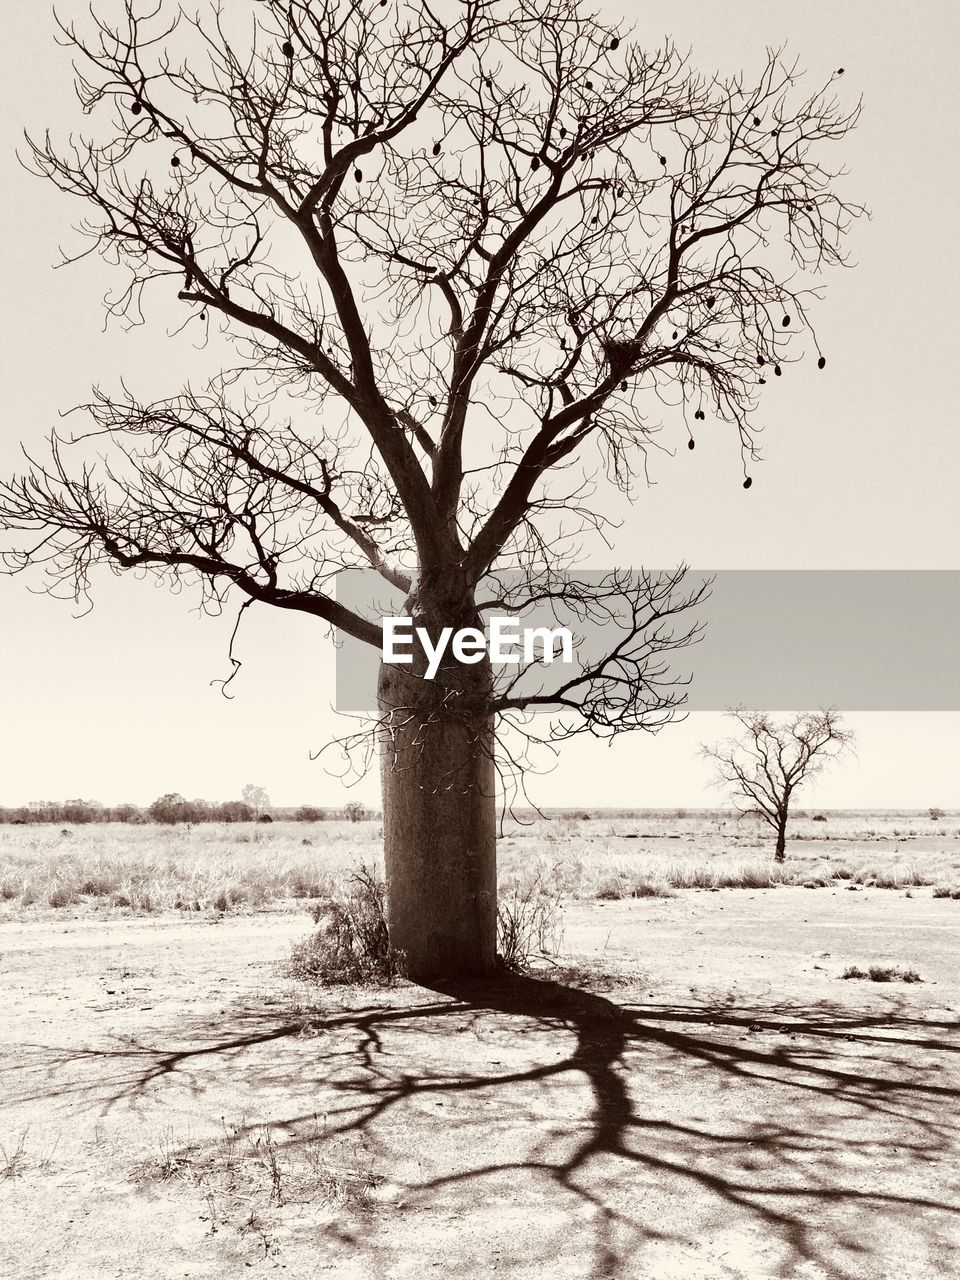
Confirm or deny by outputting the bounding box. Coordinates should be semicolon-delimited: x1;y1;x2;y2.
1;812;958;1279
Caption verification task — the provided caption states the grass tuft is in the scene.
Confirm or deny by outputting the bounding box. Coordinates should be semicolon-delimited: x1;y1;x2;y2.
840;964;922;983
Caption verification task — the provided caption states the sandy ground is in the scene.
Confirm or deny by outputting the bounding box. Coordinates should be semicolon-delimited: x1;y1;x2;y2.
1;888;958;1279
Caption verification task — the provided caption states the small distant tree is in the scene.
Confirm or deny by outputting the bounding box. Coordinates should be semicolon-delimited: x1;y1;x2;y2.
110;803;141;823
149;792;193;824
295;805;327;822
218;799;255;822
929;807;945;822
702;708;854;861
343;800;367;824
241;784;271;817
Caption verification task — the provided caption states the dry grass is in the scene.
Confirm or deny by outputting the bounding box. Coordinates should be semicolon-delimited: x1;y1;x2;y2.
496;864;565;970
0;821;378;917
2;811;960;921
0;1128;60;1179
840;964;923;983
129;1118;385;1252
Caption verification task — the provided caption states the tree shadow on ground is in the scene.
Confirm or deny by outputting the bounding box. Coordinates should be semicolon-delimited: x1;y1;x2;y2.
8;969;960;1278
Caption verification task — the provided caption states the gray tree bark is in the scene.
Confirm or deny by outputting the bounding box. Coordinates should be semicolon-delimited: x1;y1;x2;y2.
376;582;498;980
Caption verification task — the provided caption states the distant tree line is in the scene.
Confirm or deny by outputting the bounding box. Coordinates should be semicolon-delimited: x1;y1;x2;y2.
0;797;371;825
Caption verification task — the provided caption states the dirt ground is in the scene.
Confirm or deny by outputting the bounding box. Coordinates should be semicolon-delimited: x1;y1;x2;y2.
1;887;958;1279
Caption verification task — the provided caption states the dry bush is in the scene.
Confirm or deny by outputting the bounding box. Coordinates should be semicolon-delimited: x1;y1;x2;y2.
841;965;922;983
850;864;932;889
287;866;405;985
595;870;674;900
497;866;565;972
289;860;565;981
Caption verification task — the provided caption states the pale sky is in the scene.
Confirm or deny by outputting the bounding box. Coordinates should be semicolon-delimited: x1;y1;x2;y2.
1;2;958;810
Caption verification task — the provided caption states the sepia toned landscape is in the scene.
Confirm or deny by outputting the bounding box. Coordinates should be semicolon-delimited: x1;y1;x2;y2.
2;810;958;1278
2;0;959;1276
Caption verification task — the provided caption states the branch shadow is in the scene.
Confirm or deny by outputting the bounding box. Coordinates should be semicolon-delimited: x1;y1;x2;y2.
8;969;960;1278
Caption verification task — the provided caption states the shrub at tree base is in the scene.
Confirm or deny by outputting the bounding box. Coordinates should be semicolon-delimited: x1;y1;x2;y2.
287;867;406;986
287;864;565;984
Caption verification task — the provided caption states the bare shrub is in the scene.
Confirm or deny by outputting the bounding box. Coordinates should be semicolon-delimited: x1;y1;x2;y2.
288;866;405;985
497;867;565;972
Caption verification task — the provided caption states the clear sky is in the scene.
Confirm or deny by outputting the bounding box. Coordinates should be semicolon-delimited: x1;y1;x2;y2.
1;1;958;811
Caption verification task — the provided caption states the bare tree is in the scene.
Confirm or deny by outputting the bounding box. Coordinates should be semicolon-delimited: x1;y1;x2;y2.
0;0;861;976
702;708;855;861
241;782;271;816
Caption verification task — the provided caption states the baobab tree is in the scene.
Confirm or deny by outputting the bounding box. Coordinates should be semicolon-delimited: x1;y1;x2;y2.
0;0;861;976
702;708;855;860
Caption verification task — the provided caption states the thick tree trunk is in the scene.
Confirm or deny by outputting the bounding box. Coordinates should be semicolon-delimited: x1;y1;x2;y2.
377;580;498;980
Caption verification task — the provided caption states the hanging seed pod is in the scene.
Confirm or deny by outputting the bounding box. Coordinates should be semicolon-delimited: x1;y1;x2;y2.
752;114;760;126
706;295;716;308
658;154;667;166
836;67;845;75
757;355;765;367
672;330;678;340
774;365;782;376
200;310;206;321
782;315;791;327
354;167;362;182
758;377;766;385
531;156;540;171
586;80;594;90
818;355;826;370
428;395;438;406
281;40;294;58
559;126;566;138
610;36;620;50
688;437;696;450
131;99;143;115
170;155;180;167
620;381;628;391
432;141;441;156
743;476;753;489
591;215;599;225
